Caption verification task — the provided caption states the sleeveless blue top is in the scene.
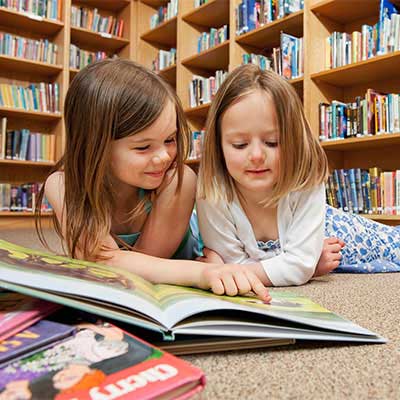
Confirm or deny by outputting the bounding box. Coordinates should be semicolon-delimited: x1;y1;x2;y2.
116;189;202;260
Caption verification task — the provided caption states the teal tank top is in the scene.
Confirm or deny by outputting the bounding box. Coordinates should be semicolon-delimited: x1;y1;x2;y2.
116;189;202;260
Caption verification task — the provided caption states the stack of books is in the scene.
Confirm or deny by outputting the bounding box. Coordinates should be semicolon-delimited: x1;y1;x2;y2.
0;239;387;399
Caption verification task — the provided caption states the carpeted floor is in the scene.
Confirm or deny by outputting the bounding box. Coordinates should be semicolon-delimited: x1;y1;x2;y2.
1;228;399;399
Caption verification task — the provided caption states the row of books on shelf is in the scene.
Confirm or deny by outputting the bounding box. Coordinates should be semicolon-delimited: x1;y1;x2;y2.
326;0;398;69
152;48;176;72
0;0;61;20
244;32;303;80
150;0;178;29
0;32;58;65
0;120;55;162
0;182;52;212
319;89;400;141
71;5;124;38
188;129;204;160
189;70;228;108
326;168;400;216
235;0;303;36
197;25;228;53
0;82;59;114
69;44;107;70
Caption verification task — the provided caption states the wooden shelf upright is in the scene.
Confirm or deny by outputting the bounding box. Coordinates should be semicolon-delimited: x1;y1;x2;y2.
138;1;177;88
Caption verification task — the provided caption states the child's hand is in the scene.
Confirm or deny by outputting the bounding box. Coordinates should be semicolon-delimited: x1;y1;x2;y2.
196;247;224;264
198;264;271;302
314;237;345;277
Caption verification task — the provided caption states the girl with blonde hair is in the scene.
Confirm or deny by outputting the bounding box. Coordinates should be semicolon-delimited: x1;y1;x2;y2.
197;64;400;286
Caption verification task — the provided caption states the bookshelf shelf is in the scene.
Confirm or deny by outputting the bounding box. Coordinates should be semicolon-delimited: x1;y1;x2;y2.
0;55;62;77
0;212;53;217
79;0;131;12
70;68;80;79
181;41;229;70
0;160;56;167
235;10;303;49
141;0;168;7
311;51;400;87
70;26;130;52
140;16;177;47
0;107;62;121
310;0;380;23
362;214;400;225
0;7;63;35
182;0;229;28
321;133;400;151
158;64;176;85
184;103;210;119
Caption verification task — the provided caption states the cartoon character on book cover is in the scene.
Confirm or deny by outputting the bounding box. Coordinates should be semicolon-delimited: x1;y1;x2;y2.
0;322;156;399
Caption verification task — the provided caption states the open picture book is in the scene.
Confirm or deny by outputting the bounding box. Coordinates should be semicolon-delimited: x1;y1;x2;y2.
0;240;386;349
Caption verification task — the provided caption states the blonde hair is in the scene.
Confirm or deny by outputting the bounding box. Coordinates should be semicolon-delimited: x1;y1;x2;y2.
198;64;328;206
36;59;190;260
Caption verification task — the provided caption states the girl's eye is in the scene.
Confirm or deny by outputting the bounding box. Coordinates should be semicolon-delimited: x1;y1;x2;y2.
232;143;247;149
165;137;176;144
133;145;150;151
265;142;278;147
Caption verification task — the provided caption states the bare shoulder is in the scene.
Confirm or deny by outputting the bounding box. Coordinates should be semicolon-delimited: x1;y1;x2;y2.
159;164;197;197
44;171;65;211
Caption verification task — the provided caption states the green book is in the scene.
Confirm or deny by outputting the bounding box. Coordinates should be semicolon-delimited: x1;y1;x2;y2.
0;240;386;349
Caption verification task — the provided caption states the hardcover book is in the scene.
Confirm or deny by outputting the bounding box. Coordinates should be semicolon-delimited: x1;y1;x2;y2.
0;240;386;348
0;319;76;368
0;321;205;400
0;291;60;341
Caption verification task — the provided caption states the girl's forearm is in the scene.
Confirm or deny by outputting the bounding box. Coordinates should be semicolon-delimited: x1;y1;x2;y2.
102;249;207;287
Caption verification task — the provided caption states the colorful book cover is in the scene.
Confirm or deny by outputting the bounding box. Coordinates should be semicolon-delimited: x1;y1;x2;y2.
0;292;60;341
0;321;205;400
0;320;76;368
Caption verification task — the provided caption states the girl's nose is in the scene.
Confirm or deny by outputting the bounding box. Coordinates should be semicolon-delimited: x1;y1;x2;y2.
249;143;266;163
153;148;171;165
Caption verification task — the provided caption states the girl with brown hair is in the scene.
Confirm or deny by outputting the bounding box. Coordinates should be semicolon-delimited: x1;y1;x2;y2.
35;59;271;300
197;64;400;286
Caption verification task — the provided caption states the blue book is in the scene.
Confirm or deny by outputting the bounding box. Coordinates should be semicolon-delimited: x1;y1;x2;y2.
378;0;398;54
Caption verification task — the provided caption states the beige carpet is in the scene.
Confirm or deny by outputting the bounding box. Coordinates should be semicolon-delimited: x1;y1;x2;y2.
1;228;399;399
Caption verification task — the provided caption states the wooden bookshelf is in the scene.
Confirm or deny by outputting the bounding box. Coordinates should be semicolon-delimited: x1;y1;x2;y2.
0;0;135;228
2;0;399;228
0;55;63;77
140;16;177;47
70;26;130;52
182;0;229;28
181;40;229;70
311;51;400;87
235;10;303;49
307;0;400;220
0;7;64;35
310;0;380;24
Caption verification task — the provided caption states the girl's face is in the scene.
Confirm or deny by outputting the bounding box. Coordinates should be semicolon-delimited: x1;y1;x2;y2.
220;90;280;197
110;100;178;191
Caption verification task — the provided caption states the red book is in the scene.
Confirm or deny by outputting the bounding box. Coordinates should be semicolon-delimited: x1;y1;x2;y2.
0;321;205;400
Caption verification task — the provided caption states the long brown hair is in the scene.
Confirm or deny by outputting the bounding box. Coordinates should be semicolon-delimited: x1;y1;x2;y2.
36;59;190;260
198;64;328;206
